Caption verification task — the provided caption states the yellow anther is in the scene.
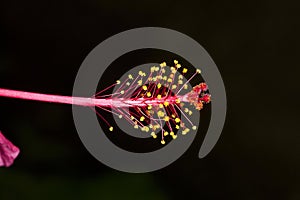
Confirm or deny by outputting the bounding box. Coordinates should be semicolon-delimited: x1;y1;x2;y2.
175;118;181;123
167;78;172;83
151;132;157;139
163;76;167;80
157;110;165;117
192;126;197;130
170;74;174;78
172;135;178;139
185;128;190;133
182;131;187;135
182;68;188;73
164;101;169;107
170;131;174;136
157;83;162;89
147;92;151;97
176;64;181;68
174;60;178;64
120;90;124;94
178;75;183;80
188;110;193;115
160;62;166;67
119;115;123;119
159;104;164;108
161;140;166;145
178;80;183;85
134;125;138;129
148;77;153;81
151;66;156;72
155;67;160;71
109;127;113;132
184;108;189;113
139;71;144;76
164;116;170;121
184;84;188;89
175;98;181;103
196;69;201;74
140;116;145;121
142;85;147;90
148;105;152;110
128;74;133;79
130;116;135;120
161;68;166;74
176;125;180;129
116;80;121;84
144;126;150;132
164;131;169;136
126;82;130;86
171;114;176;118
171;85;177;90
157;94;162;99
138;80;143;86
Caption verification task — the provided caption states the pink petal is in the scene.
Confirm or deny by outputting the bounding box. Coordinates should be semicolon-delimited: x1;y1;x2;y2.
0;131;20;167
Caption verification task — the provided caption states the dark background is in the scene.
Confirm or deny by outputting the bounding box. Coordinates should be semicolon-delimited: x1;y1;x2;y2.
0;0;299;199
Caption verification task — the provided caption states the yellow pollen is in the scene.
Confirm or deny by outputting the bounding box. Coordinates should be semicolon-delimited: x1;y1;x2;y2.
164;116;170;121
175;118;181;123
182;68;188;73
142;85;147;90
160;62;166;67
176;64;181;68
151;132;157;139
109;127;113;132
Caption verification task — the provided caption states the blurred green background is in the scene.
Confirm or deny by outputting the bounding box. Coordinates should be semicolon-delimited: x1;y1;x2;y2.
0;0;299;199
